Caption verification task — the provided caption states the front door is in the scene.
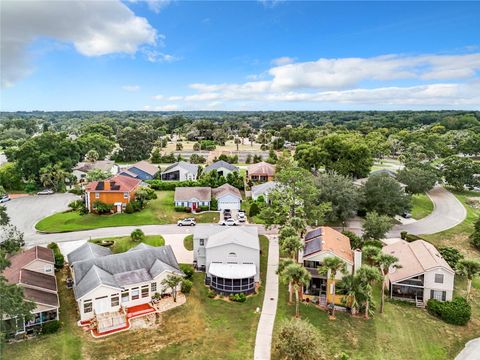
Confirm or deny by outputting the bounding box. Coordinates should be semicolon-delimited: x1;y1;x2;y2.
192;202;197;211
94;296;110;314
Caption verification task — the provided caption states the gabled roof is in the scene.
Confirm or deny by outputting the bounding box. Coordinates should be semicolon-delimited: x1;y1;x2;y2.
129;161;159;176
3;246;54;284
212;183;241;200
71;245;183;300
74;160;116;173
162;161;198;175
85;175;141;192
174;187;212;202
127;243;155;252
204;160;239;173
201;226;259;250
119;169;139;178
23;287;59;308
383;240;454;283
303;227;353;263
247;161;275;176
67;242;112;264
251;181;278;197
20;269;57;292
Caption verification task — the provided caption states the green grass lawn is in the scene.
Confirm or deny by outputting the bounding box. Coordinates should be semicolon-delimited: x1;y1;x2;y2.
90;235;165;253
3;236;269;360
183;234;193;251
411;193;434;220
35;191;220;233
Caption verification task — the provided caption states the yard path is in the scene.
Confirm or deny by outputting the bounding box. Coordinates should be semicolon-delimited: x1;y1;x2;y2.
254;235;279;360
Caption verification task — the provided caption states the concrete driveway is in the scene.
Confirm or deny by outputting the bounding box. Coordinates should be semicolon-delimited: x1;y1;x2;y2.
455;338;480;360
4;193;80;236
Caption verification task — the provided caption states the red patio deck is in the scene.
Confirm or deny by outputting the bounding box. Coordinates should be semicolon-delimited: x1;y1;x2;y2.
127;303;156;318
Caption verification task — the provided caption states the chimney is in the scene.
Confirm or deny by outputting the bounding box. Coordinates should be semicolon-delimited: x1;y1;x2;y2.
353;249;362;273
104;181;110;191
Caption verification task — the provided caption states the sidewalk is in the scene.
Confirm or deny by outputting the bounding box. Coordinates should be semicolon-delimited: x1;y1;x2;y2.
254;235;279;360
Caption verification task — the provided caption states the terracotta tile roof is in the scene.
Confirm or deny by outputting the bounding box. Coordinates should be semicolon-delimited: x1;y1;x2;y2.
23;287;59;307
3;246;54;284
303;226;353;263
85;175;141;192
247;161;275;176
383;240;454;283
20;269;57;292
212;183;241;200
129;161;159;176
174;187;212;202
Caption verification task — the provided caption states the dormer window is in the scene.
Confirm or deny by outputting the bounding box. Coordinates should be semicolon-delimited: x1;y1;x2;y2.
435;274;444;284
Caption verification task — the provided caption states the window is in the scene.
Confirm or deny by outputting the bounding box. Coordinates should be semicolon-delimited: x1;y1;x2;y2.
111;294;119;307
141;285;149;298
431;290;446;301
200;239;205;246
435;274;444;284
95;192;100;199
123;192;129;199
151;282;157;292
131;288;140;300
121;290;129;303
83;300;92;313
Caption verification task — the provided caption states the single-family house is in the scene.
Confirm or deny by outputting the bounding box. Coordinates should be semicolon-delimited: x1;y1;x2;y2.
174;187;212;211
251;181;278;202
246;161;275;183
212;183;242;210
85;175;141;213
299;227;362;305
193;226;260;295
119;160;159;181
2;246;59;337
161;161;198;181
353;170;407;191
203;160;239;177
73;160;119;183
382;240;454;306
67;242;183;335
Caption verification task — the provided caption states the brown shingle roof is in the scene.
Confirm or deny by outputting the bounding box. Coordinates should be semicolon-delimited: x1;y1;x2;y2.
212;183;241;200
85;175;141;192
130;161;159;176
20;269;57;292
247;162;275;176
174;187;212;202
23;287;59;307
3;246;54;284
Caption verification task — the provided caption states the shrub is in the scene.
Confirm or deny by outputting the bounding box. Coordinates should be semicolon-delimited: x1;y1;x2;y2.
180;264;194;279
47;243;64;269
249;202;260;217
405;233;422;242
193;142;201;151
362;239;383;248
92;200;113;214
130;228;145;242
68;200;84;211
470;217;480;250
342;230;363;249
200;140;216;151
42;320;60;334
198;205;209;212
427;297;471;325
439;247;464;269
207;289;216;298
147;179;199;191
68;187;83;195
229;293;247;302
400;231;408;240
210;198;218;211
181;279;193;294
124;202;134;214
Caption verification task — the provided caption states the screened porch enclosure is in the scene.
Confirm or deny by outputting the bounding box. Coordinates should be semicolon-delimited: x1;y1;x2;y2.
207;275;256;294
304;277;327;296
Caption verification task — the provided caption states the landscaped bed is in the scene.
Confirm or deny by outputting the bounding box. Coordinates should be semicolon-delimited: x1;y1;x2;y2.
35;191;219;233
3;235;269;360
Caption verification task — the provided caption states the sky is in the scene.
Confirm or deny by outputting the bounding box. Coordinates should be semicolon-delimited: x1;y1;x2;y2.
1;0;480;111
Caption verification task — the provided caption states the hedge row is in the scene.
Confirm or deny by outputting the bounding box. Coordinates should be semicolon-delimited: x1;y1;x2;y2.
147;180;200;191
426;297;471;325
47;243;64;269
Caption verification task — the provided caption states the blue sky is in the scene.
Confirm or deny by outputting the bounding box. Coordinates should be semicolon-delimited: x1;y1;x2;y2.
1;0;479;111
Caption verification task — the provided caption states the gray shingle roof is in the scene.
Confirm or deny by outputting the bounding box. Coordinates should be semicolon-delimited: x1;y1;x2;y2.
212;183;242;200
194;226;259;250
251;181;278;197
204;160;239;173
71;245;183;300
67;242;112;264
162;161;198;175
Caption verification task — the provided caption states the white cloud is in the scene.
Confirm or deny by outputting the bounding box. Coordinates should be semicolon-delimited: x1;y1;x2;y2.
271;56;295;66
1;0;157;87
152;94;164;100
143;49;180;63
258;0;286;8
146;0;172;13
122;85;140;92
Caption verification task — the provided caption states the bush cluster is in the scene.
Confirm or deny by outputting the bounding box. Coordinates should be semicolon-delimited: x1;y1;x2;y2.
180;264;194;279
92;200;113;214
181;279;193;294
207;289;216;298
426;297;471;325
148;180;199;191
47;242;64;269
42;320;60;334
174;206;192;212
229;293;247;302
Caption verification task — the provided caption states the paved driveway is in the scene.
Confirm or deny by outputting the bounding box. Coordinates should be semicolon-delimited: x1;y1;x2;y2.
4;193;80;236
455;338;480;360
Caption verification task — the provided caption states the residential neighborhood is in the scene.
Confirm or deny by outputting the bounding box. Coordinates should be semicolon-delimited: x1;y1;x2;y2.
1;1;480;360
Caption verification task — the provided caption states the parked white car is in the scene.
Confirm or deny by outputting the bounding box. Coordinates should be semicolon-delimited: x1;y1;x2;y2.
237;212;246;223
0;194;10;203
177;218;196;226
37;189;54;195
219;218;238;226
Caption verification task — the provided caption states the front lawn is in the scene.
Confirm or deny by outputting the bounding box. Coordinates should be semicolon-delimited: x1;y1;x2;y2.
35;191;219;233
90;235;165;253
411;193;434;220
3;235;269;360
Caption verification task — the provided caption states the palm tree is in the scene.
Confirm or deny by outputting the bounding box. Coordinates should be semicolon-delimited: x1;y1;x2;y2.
337;274;364;315
279;262;311;318
248;134;256;147
375;253;400;313
280;235;303;260
357;266;382;319
161;274;184;302
362;245;381;265
278;259;295;303
318;257;347;318
234;137;241;151
456;259;480;300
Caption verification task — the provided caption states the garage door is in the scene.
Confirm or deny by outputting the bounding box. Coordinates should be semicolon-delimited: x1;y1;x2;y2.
218;200;240;210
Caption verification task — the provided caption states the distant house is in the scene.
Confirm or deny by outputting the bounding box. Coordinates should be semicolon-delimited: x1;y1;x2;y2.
246;161;275;183
67;242;183;335
85;175;141;213
299;227;362;305
204;160;239;177
73;160;119;183
161;161;198;181
193;226;260;295
212;183;242;210
119;160;159;181
382;240;454;306
2;246;59;337
353;170;407;191
251;181;278;202
174;187;212;211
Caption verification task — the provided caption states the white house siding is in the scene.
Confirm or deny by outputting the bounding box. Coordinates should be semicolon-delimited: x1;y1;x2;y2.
216;194;241;210
422;267;455;302
175;200;210;207
215;167;234;177
164;165;197;181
